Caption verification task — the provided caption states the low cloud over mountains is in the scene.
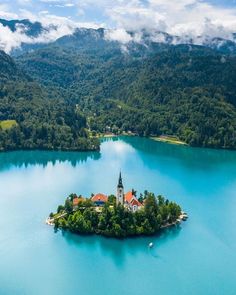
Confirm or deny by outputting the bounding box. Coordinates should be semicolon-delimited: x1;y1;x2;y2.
0;0;236;53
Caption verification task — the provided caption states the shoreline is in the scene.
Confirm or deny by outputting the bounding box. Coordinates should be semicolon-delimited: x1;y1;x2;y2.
2;134;236;152
46;211;188;237
99;133;188;147
160;211;188;229
150;136;188;146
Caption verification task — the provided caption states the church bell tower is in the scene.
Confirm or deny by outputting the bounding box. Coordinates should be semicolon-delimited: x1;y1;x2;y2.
117;172;124;205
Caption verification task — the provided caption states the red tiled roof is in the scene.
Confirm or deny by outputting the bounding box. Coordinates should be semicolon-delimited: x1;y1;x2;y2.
130;198;142;207
125;191;134;203
125;191;142;207
91;193;108;202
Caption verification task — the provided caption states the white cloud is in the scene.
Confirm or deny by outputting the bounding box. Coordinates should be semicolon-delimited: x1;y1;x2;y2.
65;3;75;7
0;6;78;53
54;3;75;8
0;4;19;19
39;0;75;5
0;8;104;53
104;0;236;43
39;10;50;14
1;0;236;53
104;28;132;44
17;0;32;5
0;24;31;53
40;0;60;2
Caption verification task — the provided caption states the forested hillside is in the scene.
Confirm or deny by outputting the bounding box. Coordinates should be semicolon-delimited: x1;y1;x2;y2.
16;31;236;149
0;50;99;152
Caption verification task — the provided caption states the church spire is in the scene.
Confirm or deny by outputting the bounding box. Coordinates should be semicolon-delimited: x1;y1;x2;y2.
118;171;123;188
117;171;124;205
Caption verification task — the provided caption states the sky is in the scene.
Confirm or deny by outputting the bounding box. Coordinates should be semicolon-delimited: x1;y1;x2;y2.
0;0;236;52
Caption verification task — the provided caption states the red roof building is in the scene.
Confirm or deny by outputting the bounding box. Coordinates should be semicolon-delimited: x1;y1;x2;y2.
130;198;142;207
125;191;133;203
91;193;108;206
124;191;142;212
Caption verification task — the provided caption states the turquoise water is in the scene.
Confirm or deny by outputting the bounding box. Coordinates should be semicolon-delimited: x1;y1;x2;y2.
0;137;236;295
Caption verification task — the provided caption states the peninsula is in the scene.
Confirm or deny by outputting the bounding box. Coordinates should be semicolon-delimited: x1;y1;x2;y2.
48;173;187;238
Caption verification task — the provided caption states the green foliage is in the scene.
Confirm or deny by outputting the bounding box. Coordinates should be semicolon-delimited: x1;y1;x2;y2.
16;42;236;149
0;50;100;152
64;198;73;214
54;192;182;238
107;194;116;205
2;28;236;150
57;205;64;214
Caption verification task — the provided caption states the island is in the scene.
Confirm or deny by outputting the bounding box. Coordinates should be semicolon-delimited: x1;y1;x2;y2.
48;173;187;238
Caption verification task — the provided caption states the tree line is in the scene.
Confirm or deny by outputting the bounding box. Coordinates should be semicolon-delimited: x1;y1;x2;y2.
53;192;182;238
0;50;100;152
16;43;236;149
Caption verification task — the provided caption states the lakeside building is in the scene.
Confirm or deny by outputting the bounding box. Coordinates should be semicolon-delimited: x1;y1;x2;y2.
124;191;142;213
116;172;142;212
79;172;143;212
71;173;143;212
91;193;108;206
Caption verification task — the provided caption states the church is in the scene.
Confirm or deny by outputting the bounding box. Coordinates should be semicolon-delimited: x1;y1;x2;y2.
116;172;143;212
90;172;143;212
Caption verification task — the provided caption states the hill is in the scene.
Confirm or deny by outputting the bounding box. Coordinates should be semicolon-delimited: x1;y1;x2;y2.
16;30;236;149
1;18;236;56
0;50;99;152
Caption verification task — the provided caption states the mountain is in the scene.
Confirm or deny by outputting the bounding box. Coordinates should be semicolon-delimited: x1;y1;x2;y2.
125;29;236;55
0;19;48;56
0;18;68;56
1;20;236;150
1;18;236;56
0;50;21;79
0;50;99;152
15;29;236;149
0;19;44;37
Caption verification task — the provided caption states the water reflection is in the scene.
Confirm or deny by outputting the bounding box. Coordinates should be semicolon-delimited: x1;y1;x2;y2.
61;225;182;267
98;137;236;198
2;136;236;172
1;137;236;295
0;150;101;171
118;136;236;170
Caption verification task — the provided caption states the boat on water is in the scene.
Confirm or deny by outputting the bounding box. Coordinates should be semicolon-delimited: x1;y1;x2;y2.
149;242;154;248
182;212;188;221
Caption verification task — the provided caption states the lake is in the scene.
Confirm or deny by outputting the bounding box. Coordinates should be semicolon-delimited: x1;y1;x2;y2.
0;136;236;295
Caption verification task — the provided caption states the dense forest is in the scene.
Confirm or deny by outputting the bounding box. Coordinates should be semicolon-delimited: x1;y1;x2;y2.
0;50;99;151
16;30;236;150
1;21;236;150
53;192;182;238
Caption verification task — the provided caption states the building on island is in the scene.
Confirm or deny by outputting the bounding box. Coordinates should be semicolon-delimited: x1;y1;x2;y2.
116;172;142;212
124;191;142;213
117;172;124;205
89;172;143;212
71;174;143;213
91;193;108;207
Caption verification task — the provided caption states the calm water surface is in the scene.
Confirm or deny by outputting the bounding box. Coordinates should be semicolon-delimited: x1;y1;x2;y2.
0;137;236;295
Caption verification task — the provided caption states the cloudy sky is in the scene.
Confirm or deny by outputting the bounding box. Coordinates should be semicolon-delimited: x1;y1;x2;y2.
1;0;236;52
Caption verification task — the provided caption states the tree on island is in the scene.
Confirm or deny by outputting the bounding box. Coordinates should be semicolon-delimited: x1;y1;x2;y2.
65;199;73;214
53;191;182;238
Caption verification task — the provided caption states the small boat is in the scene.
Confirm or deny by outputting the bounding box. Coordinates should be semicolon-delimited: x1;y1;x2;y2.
182;212;188;221
149;242;154;248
